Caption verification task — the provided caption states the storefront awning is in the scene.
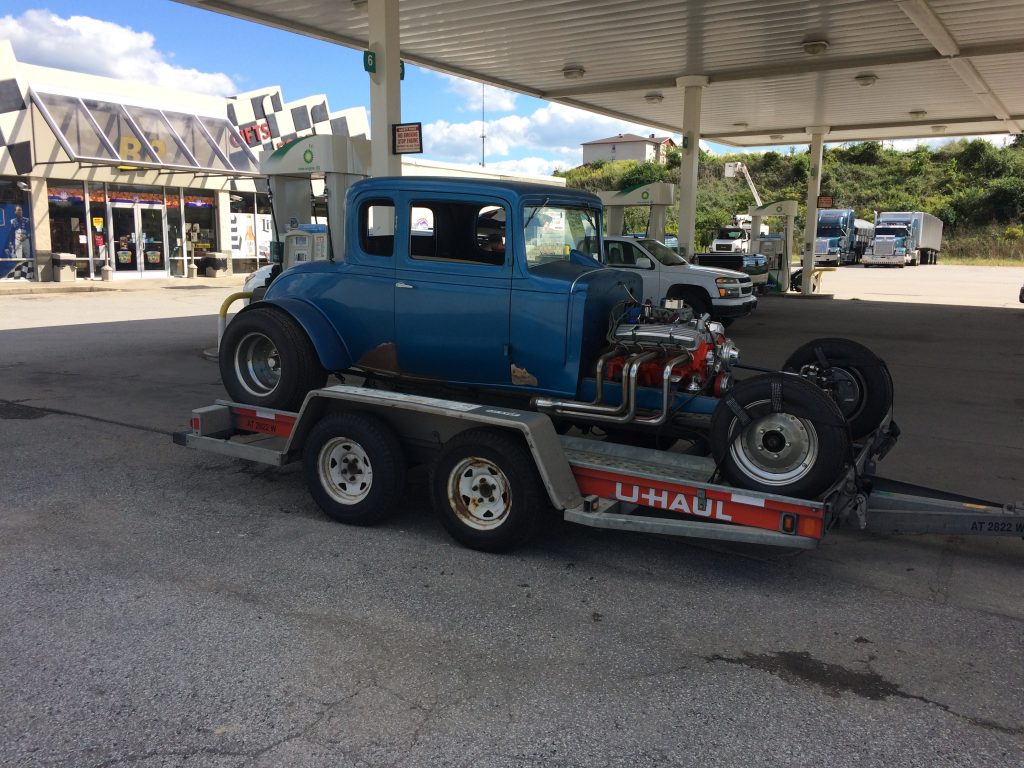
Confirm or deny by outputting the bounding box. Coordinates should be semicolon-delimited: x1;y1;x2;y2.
30;90;260;177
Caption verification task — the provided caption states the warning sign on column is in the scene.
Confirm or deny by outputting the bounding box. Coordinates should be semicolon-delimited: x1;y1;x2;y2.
392;122;423;155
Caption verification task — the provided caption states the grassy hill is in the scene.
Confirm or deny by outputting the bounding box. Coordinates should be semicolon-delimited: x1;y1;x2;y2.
555;138;1024;263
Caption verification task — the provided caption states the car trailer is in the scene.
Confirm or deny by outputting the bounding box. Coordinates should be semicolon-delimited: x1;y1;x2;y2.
174;384;1023;552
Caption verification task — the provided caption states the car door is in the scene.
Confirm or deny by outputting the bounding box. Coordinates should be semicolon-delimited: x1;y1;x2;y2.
394;194;512;385
609;240;660;303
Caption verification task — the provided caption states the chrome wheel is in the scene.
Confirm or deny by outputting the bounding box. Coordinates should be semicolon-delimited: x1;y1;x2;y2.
318;436;373;505
234;331;281;397
447;457;512;531
728;399;820;487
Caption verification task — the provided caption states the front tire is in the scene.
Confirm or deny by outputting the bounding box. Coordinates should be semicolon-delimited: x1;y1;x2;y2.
783;338;893;441
674;288;711;318
430;428;547;552
303;412;407;526
219;307;327;410
710;375;850;498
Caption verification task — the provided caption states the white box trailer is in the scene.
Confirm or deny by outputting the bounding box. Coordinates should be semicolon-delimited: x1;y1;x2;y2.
864;212;943;267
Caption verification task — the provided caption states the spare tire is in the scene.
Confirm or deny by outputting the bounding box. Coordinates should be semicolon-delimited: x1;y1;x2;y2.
219;306;327;410
783;337;893;441
710;374;850;499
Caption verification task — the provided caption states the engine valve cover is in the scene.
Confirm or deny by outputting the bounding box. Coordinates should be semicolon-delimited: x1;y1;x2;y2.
613;323;705;351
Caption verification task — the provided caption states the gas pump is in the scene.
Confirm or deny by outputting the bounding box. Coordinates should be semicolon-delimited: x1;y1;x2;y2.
748;199;798;292
259;133;371;269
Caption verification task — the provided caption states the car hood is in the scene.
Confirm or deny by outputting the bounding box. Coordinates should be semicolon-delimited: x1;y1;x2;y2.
666;263;748;280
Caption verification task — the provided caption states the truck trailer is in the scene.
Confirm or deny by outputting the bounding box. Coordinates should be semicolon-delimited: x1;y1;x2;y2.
863;211;943;267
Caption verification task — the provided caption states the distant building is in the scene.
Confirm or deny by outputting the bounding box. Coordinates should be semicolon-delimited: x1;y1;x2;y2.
581;133;676;165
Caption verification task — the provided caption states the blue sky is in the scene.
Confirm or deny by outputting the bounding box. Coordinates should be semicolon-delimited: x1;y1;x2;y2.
0;1;678;175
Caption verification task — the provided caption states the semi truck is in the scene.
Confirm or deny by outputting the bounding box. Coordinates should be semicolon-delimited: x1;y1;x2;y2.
862;211;943;267
813;209;873;266
709;215;769;254
181;171;1022;554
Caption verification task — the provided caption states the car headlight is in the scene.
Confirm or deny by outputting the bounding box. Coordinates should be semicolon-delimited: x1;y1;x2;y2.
716;277;742;298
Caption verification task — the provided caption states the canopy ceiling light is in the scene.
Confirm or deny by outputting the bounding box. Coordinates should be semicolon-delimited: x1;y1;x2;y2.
562;63;586;80
732;122;749;129
909;110;928;119
644;92;664;104
769;134;784;140
931;124;947;133
855;73;878;87
802;40;830;56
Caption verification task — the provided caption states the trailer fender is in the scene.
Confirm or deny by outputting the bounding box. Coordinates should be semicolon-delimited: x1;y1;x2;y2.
240;298;353;371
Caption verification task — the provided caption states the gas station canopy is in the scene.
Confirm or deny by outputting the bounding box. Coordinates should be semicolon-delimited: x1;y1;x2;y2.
176;0;1023;145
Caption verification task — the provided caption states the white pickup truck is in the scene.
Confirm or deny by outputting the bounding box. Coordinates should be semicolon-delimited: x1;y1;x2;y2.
602;236;757;323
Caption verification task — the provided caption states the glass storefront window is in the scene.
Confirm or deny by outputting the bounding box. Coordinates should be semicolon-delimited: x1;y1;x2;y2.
88;186;109;272
0;178;33;279
84;100;157;165
125;106;196;168
46;181;91;276
35;94;117;160
166;189;186;277
164;112;232;172
184;189;217;261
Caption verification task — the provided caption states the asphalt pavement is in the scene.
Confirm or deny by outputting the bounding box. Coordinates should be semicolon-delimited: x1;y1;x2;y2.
1;266;1022;768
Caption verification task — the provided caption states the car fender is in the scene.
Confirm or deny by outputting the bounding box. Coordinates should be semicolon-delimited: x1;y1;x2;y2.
237;297;352;371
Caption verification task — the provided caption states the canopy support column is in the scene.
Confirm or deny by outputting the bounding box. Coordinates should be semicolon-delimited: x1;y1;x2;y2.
368;0;402;177
676;76;708;259
802;126;828;294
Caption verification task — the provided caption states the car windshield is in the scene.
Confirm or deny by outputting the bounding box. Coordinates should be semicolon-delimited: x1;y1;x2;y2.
523;204;599;268
876;226;908;236
637;239;688;265
716;227;745;240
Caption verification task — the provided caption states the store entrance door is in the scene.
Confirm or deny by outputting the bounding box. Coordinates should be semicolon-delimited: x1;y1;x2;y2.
111;203;168;277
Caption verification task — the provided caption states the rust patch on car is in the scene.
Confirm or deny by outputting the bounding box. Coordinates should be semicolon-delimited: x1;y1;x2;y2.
357;342;399;373
511;364;538;386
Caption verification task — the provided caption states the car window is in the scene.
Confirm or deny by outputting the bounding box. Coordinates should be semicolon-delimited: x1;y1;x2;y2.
523;204;599;269
409;200;506;266
359;200;395;257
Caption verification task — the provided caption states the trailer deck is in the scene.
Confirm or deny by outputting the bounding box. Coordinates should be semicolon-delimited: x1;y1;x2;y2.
175;385;1022;552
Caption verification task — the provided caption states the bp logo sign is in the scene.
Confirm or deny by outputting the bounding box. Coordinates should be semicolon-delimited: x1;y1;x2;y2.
303;148;315;164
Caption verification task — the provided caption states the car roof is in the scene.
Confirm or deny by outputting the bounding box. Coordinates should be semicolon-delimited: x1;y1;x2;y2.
349;176;602;207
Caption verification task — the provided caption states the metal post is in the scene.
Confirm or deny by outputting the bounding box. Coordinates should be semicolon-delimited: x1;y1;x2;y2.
676;76;708;259
803;127;828;295
368;0;402;178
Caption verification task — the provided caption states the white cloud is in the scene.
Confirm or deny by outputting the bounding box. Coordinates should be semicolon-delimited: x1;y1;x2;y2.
438;74;518;113
424;101;669;174
0;10;237;96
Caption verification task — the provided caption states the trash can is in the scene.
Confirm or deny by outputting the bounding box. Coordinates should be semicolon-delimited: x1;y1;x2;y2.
202;253;229;278
51;253;77;282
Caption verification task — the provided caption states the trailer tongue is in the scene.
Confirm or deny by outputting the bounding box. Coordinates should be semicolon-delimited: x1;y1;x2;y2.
174;386;1022;552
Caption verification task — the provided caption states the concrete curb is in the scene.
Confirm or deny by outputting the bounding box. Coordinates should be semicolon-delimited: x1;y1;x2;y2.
0;276;247;296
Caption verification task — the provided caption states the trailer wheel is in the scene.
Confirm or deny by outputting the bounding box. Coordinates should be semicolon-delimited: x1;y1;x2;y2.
710;375;850;499
304;412;406;526
220;307;327;410
784;337;893;441
430;428;547;552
